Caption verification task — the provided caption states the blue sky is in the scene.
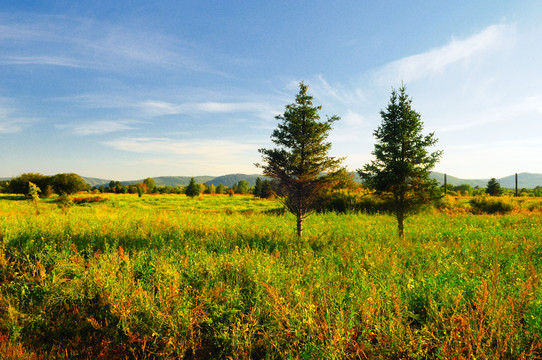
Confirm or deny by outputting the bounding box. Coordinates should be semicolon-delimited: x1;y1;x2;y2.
1;1;541;180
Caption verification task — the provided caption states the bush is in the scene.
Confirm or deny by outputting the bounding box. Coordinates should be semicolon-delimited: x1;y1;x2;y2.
526;199;542;212
315;190;392;214
435;195;456;211
71;196;108;205
470;196;514;214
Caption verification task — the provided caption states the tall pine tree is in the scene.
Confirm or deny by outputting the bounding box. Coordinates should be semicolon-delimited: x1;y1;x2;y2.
257;82;345;237
358;85;442;239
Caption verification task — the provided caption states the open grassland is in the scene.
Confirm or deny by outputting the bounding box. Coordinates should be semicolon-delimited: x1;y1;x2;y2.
1;194;542;359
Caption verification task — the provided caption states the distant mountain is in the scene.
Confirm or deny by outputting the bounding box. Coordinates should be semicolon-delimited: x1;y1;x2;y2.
498;173;542;189
205;174;263;187
82;176;112;188
123;176;215;187
429;172;487;188
78;172;542;189
430;172;542;189
81;174;261;188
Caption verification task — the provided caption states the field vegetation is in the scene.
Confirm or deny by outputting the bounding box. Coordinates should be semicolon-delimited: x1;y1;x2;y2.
1;193;542;359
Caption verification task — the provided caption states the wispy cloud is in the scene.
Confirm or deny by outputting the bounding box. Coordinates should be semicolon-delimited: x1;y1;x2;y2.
437;93;542;133
141;100;277;119
373;24;515;85
103;137;257;156
55;120;140;135
0;101;34;133
0;55;84;67
0;117;28;133
0;14;213;73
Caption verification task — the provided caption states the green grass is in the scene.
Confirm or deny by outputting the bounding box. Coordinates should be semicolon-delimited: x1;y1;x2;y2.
1;193;541;359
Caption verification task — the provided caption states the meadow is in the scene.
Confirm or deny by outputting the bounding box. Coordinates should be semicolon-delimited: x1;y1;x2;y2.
1;193;541;359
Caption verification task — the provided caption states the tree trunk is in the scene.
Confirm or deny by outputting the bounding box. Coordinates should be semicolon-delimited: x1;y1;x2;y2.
296;213;303;238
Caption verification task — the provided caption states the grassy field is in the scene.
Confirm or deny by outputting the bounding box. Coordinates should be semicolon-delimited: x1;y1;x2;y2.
1;193;541;359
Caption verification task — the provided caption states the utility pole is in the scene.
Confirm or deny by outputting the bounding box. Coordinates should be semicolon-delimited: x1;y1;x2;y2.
515;173;518;197
444;173;447;195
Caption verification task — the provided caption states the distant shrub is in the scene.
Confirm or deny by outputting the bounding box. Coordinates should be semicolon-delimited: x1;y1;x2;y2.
72;196;108;205
470;196;514;214
526;199;542;212
435;195;456;212
315;190;392;214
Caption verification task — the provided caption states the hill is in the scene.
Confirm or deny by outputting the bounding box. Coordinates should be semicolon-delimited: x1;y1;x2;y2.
429;173;487;188
205;174;263;187
75;172;542;190
82;176;113;188
124;176;215;187
81;174;261;188
430;172;542;189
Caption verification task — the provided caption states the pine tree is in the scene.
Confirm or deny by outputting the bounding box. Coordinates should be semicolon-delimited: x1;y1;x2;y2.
485;178;503;196
184;177;201;198
260;179;274;198
253;177;263;197
257;82;345;237
358;85;442;239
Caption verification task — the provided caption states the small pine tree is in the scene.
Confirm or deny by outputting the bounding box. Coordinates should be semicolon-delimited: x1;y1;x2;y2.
185;177;201;198
260;179;274;198
486;178;503;196
253;177;263;197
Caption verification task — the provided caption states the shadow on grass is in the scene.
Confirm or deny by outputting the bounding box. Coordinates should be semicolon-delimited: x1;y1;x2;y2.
0;195;27;201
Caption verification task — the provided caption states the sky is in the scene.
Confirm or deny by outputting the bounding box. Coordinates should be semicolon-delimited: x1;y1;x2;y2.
1;1;541;181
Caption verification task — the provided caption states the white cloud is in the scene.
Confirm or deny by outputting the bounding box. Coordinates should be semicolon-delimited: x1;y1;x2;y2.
140;100;277;119
0;55;84;67
103;137;257;156
434;93;542;133
373;24;515;85
55;120;139;135
101;137;263;176
341;110;365;127
0;101;34;133
0;118;26;133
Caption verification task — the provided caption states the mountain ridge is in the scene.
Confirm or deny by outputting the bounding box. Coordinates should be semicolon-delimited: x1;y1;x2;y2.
83;172;542;189
3;172;541;189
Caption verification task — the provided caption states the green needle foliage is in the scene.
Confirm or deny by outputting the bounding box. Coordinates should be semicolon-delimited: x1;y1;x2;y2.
257;82;345;237
486;177;504;196
358;85;442;239
185;177;201;198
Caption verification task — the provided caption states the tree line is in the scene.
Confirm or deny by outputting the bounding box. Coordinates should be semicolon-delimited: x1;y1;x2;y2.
0;173;276;199
441;180;542;197
0;173;89;196
90;177;275;198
